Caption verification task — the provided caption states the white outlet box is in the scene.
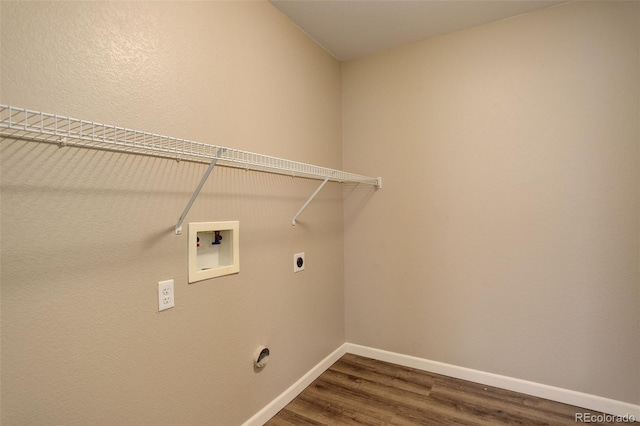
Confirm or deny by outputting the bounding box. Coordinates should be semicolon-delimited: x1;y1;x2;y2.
294;252;305;273
158;279;175;311
188;221;240;283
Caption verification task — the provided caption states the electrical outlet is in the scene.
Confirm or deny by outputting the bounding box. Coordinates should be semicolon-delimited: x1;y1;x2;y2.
294;252;305;273
158;279;175;311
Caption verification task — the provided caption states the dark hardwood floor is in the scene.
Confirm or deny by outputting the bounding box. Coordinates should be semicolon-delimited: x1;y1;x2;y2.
265;354;632;425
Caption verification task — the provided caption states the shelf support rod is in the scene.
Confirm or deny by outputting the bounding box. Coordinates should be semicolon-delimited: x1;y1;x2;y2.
292;176;331;226
175;148;224;235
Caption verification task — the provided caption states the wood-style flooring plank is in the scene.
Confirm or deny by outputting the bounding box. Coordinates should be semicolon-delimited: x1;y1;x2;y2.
332;354;436;397
265;354;634;426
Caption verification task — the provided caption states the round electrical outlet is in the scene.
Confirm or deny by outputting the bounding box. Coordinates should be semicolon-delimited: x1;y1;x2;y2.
294;252;305;272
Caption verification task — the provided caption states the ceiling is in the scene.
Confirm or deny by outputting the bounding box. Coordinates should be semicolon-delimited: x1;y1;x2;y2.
270;0;568;61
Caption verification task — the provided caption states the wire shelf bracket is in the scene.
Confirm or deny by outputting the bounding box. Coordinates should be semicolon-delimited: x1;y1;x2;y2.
174;148;225;235
0;104;382;232
292;176;330;226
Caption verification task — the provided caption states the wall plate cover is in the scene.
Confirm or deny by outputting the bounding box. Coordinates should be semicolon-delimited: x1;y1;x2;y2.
158;279;175;311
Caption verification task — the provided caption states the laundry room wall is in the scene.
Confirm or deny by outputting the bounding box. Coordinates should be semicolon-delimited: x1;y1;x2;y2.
343;0;640;405
1;2;344;424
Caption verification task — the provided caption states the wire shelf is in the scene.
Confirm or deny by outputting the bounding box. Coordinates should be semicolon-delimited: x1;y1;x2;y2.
0;104;381;187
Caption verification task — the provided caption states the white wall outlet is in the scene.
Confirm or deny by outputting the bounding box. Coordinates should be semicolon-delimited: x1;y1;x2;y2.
158;279;175;311
294;252;305;273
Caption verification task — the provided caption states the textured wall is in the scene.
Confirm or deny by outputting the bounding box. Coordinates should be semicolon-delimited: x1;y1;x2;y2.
343;1;640;405
1;2;344;424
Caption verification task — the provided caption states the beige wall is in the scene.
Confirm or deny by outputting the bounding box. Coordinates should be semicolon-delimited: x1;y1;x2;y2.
1;2;344;424
2;0;639;423
343;1;640;405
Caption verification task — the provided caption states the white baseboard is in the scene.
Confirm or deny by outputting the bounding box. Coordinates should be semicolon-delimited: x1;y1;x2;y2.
245;342;639;425
242;343;348;426
345;343;640;420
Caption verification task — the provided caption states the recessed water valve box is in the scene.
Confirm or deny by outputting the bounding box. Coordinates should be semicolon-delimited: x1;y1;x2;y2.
188;221;239;283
